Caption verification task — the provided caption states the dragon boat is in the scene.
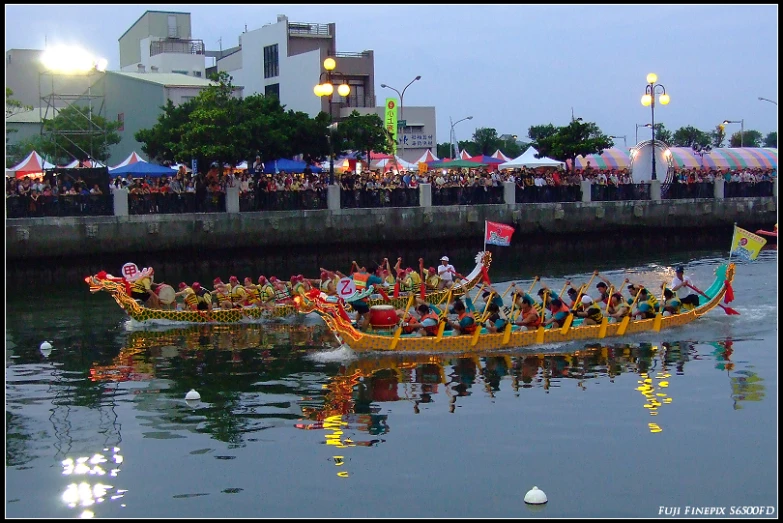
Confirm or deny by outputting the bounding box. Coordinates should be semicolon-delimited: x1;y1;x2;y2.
295;262;736;354
84;252;491;325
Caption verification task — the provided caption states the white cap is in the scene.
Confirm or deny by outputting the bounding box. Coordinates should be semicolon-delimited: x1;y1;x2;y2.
440;256;449;262
581;295;593;304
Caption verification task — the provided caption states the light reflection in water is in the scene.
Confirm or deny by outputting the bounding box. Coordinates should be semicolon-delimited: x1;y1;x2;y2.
60;447;125;516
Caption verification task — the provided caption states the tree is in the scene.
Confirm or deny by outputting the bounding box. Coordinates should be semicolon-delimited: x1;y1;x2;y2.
38;104;121;165
763;132;777;148
671;126;710;148
729;129;762;148
652;123;673;146
499;137;523;159
6;135;48;168
472;127;501;156
135;98;196;165
333;111;393;163
533;120;613;172
710;124;727;148
6;88;32;120
436;142;452;159
527;124;557;142
457;140;480;157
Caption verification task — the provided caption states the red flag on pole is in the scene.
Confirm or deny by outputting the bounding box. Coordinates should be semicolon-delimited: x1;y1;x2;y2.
485;221;515;247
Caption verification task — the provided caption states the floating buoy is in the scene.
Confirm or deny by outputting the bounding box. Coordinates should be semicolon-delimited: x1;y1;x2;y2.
40;341;53;358
524;486;547;505
185;389;201;408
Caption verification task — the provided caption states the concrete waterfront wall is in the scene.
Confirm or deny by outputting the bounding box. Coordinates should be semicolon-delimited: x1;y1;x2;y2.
6;197;777;260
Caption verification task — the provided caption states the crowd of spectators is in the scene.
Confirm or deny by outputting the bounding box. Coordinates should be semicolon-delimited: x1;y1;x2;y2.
6;162;777;218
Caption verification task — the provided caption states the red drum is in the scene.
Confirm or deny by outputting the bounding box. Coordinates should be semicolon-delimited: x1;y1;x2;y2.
369;305;398;328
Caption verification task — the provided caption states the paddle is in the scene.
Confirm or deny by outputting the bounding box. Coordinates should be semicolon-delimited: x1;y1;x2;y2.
687;283;740;315
617;285;643;336
598;285;613;338
652;284;667;332
535;290;548;344
503;295;516;345
561;271;598;335
434;289;453;342
419;258;426;299
465;284;485;313
509;277;539;321
389;293;415;350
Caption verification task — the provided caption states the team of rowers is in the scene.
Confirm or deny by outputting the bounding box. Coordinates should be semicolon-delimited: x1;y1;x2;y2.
371;265;704;336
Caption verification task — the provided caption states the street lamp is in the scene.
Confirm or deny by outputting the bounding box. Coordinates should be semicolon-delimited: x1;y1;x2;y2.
450;115;473;159
641;73;670;180
635;123;652;144
758;97;777;106
314;57;352;184
609;135;627;148
380;75;421;165
722;119;745;148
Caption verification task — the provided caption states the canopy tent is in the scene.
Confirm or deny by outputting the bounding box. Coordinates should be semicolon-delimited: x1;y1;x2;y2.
427;157;451;164
61;158;107;169
8;151;56;179
665;147;778;171
492;149;512;162
235;161;248;170
428;158;488;169
110;162;179;177
263;158;323;174
569;147;631;170
413;150;439;163
109;151;146;170
170;163;192;173
371;155;417;171
467;154;505;167
459;149;472;160
498;146;565;169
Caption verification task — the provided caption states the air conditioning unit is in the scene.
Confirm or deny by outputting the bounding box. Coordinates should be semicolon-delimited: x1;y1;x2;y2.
150;66;159;72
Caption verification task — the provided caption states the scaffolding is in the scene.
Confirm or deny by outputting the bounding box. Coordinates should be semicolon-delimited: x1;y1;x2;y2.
38;69;108;165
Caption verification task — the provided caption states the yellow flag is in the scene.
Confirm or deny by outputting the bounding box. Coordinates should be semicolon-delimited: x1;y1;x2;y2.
730;225;767;261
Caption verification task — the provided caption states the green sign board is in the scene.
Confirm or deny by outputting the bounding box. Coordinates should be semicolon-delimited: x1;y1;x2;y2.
397;120;407;127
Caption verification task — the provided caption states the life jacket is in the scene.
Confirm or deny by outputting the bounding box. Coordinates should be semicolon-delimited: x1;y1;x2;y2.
230;284;247;304
457;311;477;335
214;284;231;302
426;274;441;289
585;305;604;323
273;284;292;303
258;283;275;302
352;272;370;291
420;312;440;336
130;276;152;294
195;289;211;306
182;287;198;308
665;297;682;314
292;281;307;296
520;307;541;328
244;285;261;305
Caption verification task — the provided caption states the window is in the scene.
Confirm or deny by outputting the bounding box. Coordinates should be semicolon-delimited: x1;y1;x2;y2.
263;44;279;78
346;82;365;108
117;113;124;132
172;70;188;75
265;83;280;99
193;71;202;77
167;15;178;38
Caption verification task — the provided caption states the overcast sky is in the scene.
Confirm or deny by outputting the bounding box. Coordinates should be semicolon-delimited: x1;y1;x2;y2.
5;4;779;148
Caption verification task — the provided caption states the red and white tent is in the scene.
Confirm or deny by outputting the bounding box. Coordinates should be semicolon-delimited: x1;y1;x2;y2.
492;149;512;162
371;155;417;171
110;151;146;171
8;151;56;179
61;158;106;168
459;149;472;160
414;150;439;163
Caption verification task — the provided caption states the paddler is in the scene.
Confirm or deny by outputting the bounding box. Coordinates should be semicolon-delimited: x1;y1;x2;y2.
424;266;441;290
256;276;276;308
661;288;683;316
228;276;247;308
130;268;161;309
542;297;571;329
175;282;197;311
512;292;541;330
606;292;630;321
443;299;477;335
269;276;294;305
243;277;261;307
572;295;604;325
348;264;383;330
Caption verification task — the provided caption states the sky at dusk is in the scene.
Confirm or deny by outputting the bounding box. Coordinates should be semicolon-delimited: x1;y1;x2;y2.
5;4;779;148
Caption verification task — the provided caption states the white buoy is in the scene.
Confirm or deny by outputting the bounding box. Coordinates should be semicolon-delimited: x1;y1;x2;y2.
524;486;547;505
185;389;201;408
40;341;53;358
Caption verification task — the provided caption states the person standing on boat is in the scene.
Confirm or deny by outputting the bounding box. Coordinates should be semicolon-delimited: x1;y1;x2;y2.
444;300;477;335
437;256;460;290
670;266;700;309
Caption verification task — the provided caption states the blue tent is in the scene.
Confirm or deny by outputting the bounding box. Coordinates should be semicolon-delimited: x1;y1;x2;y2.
263;159;322;174
109;162;176;178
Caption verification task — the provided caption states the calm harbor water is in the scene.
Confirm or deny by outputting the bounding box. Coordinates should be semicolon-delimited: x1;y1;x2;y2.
5;235;778;518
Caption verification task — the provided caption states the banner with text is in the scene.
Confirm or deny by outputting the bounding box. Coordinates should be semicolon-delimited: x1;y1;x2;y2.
385;98;398;156
485;221;515;247
730;225;766;261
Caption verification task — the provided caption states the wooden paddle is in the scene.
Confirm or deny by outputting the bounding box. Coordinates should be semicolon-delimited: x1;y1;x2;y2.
687;283;740;315
652;284;668;332
502;296;515;345
465;284;485;313
617;285;643;336
598;285;614;338
389;293;415;350
561;271;598;335
535;290;548;344
434;289;453;342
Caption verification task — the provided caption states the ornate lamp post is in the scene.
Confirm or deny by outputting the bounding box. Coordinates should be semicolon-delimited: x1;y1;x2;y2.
314;57;351;185
380;75;421;165
641;73;670;180
721;119;745;148
449;115;473;159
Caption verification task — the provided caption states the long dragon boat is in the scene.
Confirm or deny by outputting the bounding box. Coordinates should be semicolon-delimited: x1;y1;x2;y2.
83;251;492;325
295;262;736;354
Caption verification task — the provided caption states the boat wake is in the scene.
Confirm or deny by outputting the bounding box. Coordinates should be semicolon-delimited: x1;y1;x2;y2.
305;345;357;364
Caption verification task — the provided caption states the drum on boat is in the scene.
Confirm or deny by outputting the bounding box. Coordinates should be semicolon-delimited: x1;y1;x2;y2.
369;305;398;328
156;284;176;305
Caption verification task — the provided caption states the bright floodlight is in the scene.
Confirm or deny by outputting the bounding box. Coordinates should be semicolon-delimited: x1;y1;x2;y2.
659;93;670;105
41;45;107;74
337;83;350;97
323;58;336;71
646;73;658;84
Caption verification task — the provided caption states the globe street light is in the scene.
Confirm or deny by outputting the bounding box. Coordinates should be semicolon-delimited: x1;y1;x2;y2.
450;115;473;159
314;57;352;184
722;119;745;148
380;75;421;165
758;97;777;106
635;123;652;144
641;73;670;180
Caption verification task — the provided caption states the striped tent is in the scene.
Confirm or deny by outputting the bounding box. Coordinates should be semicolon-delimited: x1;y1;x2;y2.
492;149;512;162
570;147;631;170
460;149;472;160
61;158;106;168
110;151;146;171
667;147;777;170
414;150;438;163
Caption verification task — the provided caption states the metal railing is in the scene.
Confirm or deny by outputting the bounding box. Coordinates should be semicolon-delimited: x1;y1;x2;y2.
334;51;372;58
287;22;331;36
150;39;205;57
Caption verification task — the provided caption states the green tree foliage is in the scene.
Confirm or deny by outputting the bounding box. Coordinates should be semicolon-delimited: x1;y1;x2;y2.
652;123;673;145
332;111;393;162
38;104;121;164
499;138;523;159
6;135;48;168
135;98;196;164
533;120;613;172
671;126;711;148
5;87;32;119
763;132;777;148
436;142;452;159
472;127;501;156
710;124;727;148
729;129;762;148
457;140;481;157
527;124;558;142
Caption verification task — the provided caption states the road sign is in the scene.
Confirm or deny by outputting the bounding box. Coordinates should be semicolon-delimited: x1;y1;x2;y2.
397;120;407;127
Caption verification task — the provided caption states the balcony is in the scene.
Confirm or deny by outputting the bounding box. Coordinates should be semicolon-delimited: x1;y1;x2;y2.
287;22;332;37
150;39;205;57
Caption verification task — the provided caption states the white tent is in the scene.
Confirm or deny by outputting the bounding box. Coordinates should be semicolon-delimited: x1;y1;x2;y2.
459;149;472;160
498;146;565;169
110;151;146;171
413;150;439;163
372;155;417;171
491;149;512;162
62;158;106;168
